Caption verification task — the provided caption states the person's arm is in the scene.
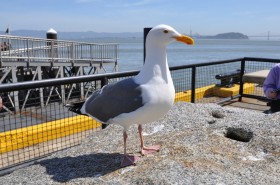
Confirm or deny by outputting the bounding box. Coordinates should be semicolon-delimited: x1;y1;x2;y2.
264;66;279;99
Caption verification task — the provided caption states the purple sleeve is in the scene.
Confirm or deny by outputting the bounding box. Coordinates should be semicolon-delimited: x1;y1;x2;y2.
263;64;280;99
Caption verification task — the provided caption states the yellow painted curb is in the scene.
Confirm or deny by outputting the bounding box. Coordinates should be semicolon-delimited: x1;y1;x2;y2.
212;83;255;97
0;115;101;154
175;83;255;102
175;84;216;102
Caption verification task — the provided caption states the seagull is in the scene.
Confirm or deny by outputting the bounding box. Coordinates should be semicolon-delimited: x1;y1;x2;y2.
68;24;194;167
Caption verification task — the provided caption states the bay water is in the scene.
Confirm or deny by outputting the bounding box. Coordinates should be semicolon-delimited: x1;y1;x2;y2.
102;38;280;72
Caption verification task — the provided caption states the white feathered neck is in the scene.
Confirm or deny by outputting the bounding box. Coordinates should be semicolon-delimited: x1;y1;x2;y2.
135;38;171;84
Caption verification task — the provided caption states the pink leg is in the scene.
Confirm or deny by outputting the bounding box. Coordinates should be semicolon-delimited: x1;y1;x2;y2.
138;124;161;155
120;131;141;167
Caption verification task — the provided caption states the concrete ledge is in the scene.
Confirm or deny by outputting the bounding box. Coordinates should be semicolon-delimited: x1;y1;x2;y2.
212;83;255;97
175;85;216;102
243;70;269;85
175;83;255;101
0;115;101;154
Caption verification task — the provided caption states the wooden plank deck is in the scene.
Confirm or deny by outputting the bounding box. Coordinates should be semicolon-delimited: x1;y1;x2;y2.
220;97;269;112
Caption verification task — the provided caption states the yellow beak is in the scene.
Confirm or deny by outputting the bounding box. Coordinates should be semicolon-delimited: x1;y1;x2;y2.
175;35;195;45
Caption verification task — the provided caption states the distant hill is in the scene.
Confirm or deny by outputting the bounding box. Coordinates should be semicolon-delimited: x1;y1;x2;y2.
0;30;248;40
0;30;143;40
196;32;249;39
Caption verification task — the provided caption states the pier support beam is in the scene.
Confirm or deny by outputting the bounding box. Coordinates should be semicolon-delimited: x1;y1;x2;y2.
11;67;20;113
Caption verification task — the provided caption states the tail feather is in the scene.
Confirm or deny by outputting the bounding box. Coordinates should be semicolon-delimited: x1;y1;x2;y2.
67;101;87;116
66;101;109;129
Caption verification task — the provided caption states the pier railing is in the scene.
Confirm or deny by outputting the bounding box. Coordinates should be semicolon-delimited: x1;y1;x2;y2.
0;57;279;174
0;35;119;65
0;35;119;113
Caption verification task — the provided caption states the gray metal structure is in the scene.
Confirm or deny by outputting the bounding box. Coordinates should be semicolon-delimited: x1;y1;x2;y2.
0;35;119;112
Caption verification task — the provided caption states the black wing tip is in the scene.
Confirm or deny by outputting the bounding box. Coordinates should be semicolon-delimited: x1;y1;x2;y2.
66;101;86;115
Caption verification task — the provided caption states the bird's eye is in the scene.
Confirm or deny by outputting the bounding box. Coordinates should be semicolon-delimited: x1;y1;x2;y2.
163;30;169;34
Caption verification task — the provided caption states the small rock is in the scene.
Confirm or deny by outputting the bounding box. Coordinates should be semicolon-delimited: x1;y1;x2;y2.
211;110;226;118
207;118;216;124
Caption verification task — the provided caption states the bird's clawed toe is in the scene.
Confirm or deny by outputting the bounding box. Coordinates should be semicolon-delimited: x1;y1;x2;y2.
141;144;161;155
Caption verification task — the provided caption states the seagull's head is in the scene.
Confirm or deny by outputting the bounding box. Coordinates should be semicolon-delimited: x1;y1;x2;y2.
147;24;194;46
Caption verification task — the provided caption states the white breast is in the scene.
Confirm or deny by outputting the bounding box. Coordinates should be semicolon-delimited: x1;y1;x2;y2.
140;76;175;120
109;74;175;130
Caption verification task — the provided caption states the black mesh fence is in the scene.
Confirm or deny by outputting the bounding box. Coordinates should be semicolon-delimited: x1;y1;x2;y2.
0;83;101;170
0;57;279;172
242;57;279;98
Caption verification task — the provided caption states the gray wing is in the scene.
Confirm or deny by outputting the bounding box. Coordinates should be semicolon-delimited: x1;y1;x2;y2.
84;78;143;123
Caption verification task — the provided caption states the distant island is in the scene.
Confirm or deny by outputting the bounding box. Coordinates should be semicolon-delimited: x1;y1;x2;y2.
0;30;249;40
194;32;249;39
0;30;143;39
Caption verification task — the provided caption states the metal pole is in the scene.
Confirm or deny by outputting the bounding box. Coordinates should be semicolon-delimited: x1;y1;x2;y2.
11;67;20;113
191;66;196;103
37;66;45;108
60;66;65;104
101;77;108;129
238;58;246;102
143;27;152;63
46;28;58;62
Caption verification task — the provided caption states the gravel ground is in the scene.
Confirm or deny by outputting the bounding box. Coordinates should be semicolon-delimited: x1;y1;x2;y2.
0;102;279;184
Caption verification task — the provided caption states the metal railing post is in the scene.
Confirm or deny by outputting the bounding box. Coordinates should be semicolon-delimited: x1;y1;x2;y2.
238;58;246;101
191;66;196;103
101;76;108;129
11;66;20;113
71;42;74;63
37;66;45;108
27;39;30;62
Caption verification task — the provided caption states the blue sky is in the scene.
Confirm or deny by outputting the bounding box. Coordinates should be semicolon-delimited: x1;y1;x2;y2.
1;0;280;36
